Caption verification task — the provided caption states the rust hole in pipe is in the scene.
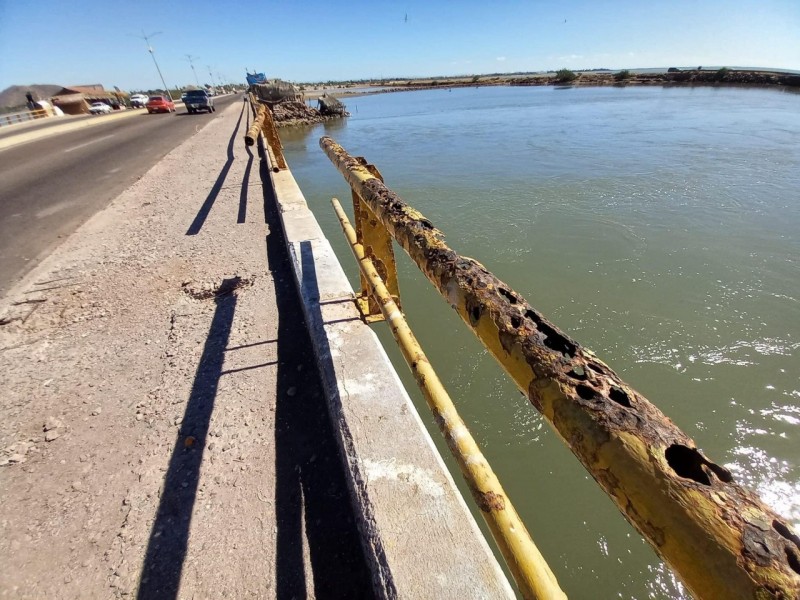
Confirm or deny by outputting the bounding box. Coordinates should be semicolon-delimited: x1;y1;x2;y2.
773;520;800;551
567;365;588;381
575;384;596;400
510;315;522;329
609;387;632;407
469;304;482;325
523;310;577;357
769;514;800;574
499;287;518;304
786;548;800;575
587;363;606;375
665;444;733;485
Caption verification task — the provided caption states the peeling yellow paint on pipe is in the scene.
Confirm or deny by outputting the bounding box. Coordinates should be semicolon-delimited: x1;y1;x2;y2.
321;136;800;600
332;197;567;600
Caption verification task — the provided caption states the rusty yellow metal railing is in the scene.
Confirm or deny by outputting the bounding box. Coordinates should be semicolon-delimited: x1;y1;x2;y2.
321;136;800;600
243;94;287;170
332;197;566;600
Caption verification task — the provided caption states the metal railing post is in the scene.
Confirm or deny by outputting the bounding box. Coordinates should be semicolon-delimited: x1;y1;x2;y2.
350;161;400;322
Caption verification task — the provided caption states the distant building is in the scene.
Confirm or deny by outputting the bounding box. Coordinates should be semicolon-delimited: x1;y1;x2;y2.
50;84;125;115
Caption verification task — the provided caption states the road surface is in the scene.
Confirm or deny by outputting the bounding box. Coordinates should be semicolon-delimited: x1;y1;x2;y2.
0;94;241;296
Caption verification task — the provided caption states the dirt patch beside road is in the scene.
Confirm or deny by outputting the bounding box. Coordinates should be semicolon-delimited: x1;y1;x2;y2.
0;101;370;598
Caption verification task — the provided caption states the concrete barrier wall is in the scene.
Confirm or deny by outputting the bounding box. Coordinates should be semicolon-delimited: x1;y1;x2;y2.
263;143;515;599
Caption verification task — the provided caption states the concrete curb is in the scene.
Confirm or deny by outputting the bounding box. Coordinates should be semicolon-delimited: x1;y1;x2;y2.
263;140;515;598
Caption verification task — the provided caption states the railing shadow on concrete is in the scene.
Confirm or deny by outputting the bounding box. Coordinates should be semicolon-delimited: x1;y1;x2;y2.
260;151;375;599
136;279;239;600
237;108;253;224
185;103;245;236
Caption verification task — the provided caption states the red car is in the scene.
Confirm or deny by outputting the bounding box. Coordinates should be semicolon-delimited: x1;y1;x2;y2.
145;95;175;114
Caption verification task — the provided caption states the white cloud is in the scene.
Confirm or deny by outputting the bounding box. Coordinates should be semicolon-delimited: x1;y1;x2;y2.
496;56;507;62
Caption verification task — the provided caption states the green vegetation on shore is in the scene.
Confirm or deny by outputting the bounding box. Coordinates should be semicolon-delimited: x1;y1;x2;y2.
555;69;577;83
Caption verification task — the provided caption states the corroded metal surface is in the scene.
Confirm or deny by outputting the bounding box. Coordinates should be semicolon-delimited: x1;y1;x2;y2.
320;135;800;599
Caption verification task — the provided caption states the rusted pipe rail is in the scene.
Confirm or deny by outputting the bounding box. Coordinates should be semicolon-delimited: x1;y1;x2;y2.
320;136;800;600
243;99;287;170
244;102;266;147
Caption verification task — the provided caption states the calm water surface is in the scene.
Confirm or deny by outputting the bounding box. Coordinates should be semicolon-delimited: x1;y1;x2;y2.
279;86;800;599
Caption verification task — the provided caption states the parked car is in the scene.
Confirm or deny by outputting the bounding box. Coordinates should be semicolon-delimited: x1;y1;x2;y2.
130;94;149;108
184;90;215;114
146;96;175;114
89;102;112;115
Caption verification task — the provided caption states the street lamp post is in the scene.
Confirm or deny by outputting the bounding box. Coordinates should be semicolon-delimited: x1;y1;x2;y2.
207;65;215;91
134;30;174;100
185;55;201;88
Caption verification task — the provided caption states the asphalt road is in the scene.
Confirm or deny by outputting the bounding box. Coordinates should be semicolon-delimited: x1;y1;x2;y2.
0;94;241;296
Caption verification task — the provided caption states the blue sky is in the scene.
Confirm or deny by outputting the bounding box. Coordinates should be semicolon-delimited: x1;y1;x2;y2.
1;0;798;91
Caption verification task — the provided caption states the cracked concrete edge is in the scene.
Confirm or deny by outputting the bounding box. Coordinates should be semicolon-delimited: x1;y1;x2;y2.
265;146;516;599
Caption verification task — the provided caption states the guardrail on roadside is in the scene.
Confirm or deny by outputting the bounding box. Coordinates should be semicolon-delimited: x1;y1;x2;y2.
0;108;50;128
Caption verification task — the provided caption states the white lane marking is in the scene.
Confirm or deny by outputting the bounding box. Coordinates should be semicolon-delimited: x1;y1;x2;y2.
108;167;121;173
37;200;74;218
63;134;115;154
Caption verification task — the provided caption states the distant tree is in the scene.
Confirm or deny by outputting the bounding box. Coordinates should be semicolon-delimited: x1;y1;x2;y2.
715;67;731;81
555;68;577;83
614;69;632;81
471;75;480;83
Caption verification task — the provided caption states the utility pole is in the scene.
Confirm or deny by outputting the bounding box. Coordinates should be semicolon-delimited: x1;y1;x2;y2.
185;55;201;88
133;30;174;100
206;65;216;91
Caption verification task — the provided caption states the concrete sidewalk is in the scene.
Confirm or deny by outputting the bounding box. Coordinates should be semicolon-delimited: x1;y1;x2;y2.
0;101;371;598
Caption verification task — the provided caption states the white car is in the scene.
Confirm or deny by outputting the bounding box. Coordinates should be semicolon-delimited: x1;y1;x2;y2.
89;102;112;115
130;94;149;108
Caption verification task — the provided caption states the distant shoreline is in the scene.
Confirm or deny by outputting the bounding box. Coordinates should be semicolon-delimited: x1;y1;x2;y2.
303;69;799;100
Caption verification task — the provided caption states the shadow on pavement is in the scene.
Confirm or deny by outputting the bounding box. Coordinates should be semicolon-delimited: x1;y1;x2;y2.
237;107;252;224
185;103;244;235
238;145;253;224
136;279;239;600
260;152;375;599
